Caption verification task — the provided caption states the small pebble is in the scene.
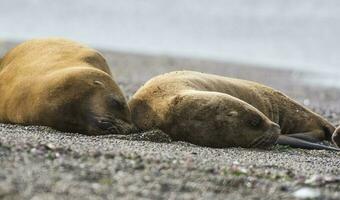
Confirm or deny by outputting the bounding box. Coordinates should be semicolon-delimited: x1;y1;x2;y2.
293;187;321;199
45;143;56;150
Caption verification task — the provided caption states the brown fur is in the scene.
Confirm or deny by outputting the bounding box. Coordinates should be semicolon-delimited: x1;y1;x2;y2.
0;38;134;135
129;71;337;148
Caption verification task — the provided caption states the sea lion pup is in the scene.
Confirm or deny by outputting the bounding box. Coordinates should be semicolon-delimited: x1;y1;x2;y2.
129;71;340;150
0;38;135;135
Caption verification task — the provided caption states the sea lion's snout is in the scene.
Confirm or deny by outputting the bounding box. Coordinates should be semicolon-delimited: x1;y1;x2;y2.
89;117;138;135
249;122;280;148
332;127;340;147
268;123;280;135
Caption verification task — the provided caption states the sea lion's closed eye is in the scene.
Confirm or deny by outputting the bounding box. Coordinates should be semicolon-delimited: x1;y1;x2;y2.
248;116;263;128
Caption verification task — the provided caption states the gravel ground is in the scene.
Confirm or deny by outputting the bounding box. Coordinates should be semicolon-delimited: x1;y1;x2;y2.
0;41;340;200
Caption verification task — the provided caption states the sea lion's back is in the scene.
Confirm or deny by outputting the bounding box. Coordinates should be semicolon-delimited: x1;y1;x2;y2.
0;38;111;75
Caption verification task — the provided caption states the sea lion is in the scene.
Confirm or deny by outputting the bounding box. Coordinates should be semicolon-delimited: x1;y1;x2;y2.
129;71;340;150
0;38;135;135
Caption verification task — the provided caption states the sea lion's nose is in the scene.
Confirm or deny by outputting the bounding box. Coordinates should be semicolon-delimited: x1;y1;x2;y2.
272;123;280;130
97;119;113;130
269;122;281;135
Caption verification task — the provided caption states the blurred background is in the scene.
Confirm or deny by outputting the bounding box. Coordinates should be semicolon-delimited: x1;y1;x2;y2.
1;0;340;86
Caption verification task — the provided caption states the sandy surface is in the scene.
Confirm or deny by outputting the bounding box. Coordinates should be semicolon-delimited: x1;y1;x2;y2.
0;42;340;200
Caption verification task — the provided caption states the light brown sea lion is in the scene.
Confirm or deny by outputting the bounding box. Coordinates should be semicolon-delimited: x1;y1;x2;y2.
129;71;340;150
0;38;135;135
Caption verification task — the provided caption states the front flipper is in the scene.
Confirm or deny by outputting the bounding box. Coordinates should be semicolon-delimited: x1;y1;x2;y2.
284;132;322;143
276;135;340;151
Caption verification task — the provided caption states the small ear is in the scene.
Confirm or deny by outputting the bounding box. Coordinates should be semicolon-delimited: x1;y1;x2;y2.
93;80;104;86
227;111;238;117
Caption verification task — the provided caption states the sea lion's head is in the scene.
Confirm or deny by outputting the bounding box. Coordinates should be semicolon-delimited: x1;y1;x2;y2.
84;78;137;135
221;99;281;148
42;68;136;135
167;92;281;148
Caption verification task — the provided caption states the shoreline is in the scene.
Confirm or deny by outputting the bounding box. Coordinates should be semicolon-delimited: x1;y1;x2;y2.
2;39;340;89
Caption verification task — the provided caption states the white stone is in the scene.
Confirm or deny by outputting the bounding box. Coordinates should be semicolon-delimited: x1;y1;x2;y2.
293;187;321;199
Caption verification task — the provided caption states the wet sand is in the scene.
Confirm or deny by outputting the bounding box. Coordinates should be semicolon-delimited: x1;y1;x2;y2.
0;41;339;199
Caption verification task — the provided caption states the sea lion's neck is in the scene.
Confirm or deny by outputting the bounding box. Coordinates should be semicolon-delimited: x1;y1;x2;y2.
277;96;334;136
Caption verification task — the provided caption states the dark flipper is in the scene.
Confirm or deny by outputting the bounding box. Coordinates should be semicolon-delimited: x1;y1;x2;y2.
276;135;340;151
285;133;321;143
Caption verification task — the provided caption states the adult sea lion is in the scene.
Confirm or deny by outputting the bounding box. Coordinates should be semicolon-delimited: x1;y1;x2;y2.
0;38;134;135
129;71;340;150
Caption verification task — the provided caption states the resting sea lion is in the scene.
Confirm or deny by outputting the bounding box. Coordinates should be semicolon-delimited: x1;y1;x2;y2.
0;38;134;135
129;71;340;150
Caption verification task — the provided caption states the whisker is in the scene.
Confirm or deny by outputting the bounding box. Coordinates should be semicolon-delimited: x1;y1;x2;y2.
250;136;265;148
258;133;279;148
255;137;267;148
